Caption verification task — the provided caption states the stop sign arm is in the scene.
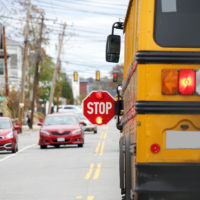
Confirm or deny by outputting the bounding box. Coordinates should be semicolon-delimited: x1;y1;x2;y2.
83;91;116;125
115;87;124;130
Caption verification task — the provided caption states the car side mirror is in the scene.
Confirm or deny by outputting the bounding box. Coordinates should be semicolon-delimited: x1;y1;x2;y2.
80;121;86;126
106;34;121;63
37;122;43;126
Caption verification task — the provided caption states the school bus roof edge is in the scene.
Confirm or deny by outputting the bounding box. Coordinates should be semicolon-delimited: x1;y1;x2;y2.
123;0;133;33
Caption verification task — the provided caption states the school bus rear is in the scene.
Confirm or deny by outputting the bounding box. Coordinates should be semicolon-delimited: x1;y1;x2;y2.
107;0;200;199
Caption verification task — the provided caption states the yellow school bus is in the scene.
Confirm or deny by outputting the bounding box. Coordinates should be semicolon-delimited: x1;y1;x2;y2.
106;0;200;199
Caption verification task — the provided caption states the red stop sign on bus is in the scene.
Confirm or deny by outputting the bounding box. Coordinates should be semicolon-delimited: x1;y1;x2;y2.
83;91;115;125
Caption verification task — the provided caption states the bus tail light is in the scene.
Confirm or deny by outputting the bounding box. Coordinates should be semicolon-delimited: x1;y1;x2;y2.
179;69;195;95
151;144;160;154
162;69;197;95
162;69;178;95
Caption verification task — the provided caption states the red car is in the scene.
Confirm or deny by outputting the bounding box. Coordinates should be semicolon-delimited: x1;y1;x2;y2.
0;117;18;153
38;113;84;149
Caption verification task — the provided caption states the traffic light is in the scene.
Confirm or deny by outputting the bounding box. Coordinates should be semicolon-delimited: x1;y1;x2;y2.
113;72;118;82
74;72;78;82
96;71;100;81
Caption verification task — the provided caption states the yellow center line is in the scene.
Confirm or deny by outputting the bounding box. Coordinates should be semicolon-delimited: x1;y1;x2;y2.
94;141;101;156
87;196;95;200
76;196;83;199
85;163;94;180
100;132;104;139
99;141;105;156
103;133;107;139
93;163;101;180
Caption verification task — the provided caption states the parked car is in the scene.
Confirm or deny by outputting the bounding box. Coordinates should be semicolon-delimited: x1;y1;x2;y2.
77;113;97;134
0;117;18;153
38;113;84;149
58;105;80;113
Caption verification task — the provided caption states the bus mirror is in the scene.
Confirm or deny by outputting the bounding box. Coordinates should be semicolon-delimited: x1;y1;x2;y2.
106;34;121;63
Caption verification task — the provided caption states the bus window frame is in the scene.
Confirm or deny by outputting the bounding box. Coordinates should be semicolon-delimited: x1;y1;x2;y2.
153;0;200;48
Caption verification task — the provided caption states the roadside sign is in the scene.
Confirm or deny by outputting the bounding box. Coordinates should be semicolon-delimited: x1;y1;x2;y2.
83;91;115;125
0;97;6;101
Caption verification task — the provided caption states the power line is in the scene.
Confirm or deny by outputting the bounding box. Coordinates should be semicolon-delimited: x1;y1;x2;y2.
30;0;126;17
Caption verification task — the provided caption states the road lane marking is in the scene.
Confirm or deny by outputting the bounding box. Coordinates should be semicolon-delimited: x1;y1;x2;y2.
0;144;36;163
76;196;82;199
99;141;105;156
94;142;101;156
18;144;36;153
85;163;94;180
93;163;101;180
103;125;108;130
100;132;104;139
87;196;94;200
103;133;107;139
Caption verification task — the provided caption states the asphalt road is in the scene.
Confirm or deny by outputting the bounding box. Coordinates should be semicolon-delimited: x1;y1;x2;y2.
0;119;121;200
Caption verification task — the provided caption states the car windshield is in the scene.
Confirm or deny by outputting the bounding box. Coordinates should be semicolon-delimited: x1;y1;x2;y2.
0;119;11;129
44;116;78;126
154;0;200;47
64;107;75;109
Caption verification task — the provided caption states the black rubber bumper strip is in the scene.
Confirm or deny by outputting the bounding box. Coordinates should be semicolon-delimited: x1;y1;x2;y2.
136;51;200;64
135;101;200;114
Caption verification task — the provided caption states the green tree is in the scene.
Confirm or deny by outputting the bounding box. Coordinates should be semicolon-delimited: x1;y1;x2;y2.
38;55;54;104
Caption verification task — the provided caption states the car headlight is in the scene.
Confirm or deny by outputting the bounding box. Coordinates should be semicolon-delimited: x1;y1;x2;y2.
6;132;14;139
72;129;81;135
40;130;50;136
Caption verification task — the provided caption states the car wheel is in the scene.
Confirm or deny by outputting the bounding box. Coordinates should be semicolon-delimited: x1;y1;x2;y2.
55;145;60;148
16;144;19;152
11;144;17;153
40;145;47;149
78;144;83;148
94;130;97;134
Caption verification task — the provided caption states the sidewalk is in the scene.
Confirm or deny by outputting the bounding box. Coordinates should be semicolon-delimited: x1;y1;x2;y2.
22;125;40;132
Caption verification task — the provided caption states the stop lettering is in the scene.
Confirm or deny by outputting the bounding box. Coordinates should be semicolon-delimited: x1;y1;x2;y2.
87;102;112;115
83;91;115;125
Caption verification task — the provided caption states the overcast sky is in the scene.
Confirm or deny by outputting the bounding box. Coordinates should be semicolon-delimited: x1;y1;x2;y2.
2;0;129;79
35;0;129;79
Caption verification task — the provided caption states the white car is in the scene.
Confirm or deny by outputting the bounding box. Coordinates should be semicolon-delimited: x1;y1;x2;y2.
77;113;97;134
58;105;80;113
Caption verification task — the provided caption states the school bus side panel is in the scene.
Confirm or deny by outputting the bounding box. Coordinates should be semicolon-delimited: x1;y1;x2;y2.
124;0;139;80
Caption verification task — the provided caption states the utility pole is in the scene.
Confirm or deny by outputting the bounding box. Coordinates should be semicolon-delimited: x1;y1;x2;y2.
30;16;44;129
19;0;31;126
3;26;9;97
56;60;61;112
48;23;66;114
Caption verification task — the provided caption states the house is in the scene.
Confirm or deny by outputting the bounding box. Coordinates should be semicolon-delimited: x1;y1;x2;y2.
80;80;88;96
0;39;23;93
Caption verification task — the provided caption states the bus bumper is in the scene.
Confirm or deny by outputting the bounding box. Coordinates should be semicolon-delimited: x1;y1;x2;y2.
135;163;200;200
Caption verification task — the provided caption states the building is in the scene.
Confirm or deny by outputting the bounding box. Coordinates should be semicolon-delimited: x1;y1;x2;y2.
0;39;23;93
80;80;88;96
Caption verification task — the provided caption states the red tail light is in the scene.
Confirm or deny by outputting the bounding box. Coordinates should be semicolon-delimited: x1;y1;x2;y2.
151;144;160;154
96;117;103;125
179;69;195;95
95;91;104;100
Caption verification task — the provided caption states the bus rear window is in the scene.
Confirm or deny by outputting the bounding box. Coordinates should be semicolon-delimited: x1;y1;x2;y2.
154;0;200;47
